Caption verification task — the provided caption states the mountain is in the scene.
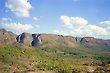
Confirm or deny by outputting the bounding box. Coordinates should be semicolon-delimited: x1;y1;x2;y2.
16;33;110;47
0;28;110;73
0;28;110;53
0;28;110;50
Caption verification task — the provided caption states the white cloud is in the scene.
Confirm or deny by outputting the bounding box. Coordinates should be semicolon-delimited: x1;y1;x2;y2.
100;21;110;30
60;16;88;28
53;30;69;36
5;22;33;31
100;21;110;25
60;16;110;39
1;17;33;31
5;0;32;17
33;17;38;21
71;24;109;38
60;16;71;25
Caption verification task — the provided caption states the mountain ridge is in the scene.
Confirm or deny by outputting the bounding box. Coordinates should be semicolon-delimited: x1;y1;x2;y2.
0;28;110;49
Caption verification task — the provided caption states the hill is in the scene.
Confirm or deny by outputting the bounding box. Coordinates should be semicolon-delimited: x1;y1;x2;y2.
0;28;110;73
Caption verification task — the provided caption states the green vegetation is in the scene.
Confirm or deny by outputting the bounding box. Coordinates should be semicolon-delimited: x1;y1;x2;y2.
0;44;110;73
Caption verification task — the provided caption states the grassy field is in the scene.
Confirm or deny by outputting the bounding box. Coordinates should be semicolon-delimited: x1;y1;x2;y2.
0;44;110;73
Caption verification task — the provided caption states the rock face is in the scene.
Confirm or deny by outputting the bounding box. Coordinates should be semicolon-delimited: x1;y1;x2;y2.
16;33;42;46
0;28;17;45
16;33;32;46
31;34;41;46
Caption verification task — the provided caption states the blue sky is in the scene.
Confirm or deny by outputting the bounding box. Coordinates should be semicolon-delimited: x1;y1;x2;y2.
0;0;110;39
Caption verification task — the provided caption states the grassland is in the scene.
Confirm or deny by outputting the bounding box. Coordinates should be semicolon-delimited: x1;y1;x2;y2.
0;44;110;73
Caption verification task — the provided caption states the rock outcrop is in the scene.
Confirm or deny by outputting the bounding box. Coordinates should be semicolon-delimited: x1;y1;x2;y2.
16;33;42;46
16;33;33;46
31;34;41;46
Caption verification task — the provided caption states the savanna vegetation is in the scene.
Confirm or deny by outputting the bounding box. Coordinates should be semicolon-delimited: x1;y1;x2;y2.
0;44;110;73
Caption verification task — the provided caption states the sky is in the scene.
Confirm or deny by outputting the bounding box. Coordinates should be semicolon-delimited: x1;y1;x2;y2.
0;0;110;39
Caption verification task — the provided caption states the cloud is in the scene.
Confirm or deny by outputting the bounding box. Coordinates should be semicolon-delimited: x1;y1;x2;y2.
100;21;110;30
60;16;88;28
100;21;110;25
1;17;33;31
4;23;33;31
60;16;71;25
71;24;109;38
5;0;32;17
53;30;69;36
60;16;110;39
33;17;38;21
